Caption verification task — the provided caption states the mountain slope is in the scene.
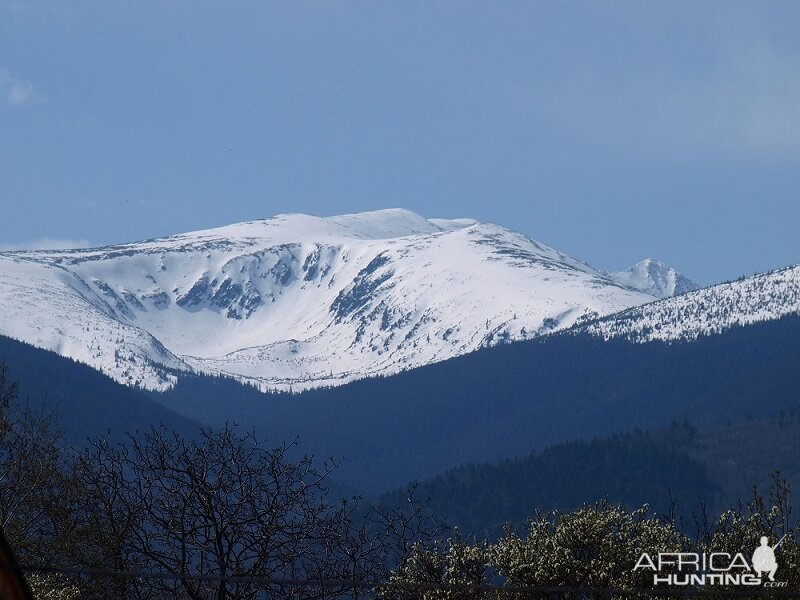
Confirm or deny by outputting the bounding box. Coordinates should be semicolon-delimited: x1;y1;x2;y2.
380;411;800;538
0;209;664;391
582;264;800;341
379;425;718;537
0;334;200;446
155;313;800;492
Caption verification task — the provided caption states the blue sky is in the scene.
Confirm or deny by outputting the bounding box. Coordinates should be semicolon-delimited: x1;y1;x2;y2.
1;1;798;284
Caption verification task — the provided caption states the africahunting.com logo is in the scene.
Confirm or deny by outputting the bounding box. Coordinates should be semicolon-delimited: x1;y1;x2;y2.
634;536;788;588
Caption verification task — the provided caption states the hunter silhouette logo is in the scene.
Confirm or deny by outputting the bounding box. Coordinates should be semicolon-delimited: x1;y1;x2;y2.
752;535;783;582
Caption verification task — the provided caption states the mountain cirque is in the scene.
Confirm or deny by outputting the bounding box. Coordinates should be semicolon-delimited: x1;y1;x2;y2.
0;209;690;390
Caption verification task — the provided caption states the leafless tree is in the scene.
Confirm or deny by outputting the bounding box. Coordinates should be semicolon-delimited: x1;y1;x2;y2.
0;365;446;599
0;364;77;570
366;484;448;577
73;425;385;599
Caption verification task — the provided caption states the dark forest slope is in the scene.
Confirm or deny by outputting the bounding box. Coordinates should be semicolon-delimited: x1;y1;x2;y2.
156;315;800;492
379;411;800;539
0;335;200;445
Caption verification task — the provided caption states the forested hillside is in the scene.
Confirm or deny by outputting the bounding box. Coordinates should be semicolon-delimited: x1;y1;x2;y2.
380;425;716;537
0;335;199;445
381;412;800;538
156;314;800;491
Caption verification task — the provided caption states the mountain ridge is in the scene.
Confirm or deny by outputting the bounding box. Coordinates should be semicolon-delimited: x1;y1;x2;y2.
580;263;800;342
0;209;678;391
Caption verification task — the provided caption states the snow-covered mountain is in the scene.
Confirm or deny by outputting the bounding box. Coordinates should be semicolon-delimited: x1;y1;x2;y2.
608;258;699;299
580;264;800;342
0;209;677;391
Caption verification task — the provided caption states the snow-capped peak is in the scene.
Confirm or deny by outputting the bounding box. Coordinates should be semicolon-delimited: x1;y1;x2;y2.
322;208;477;238
0;209;674;391
206;208;478;244
609;258;699;299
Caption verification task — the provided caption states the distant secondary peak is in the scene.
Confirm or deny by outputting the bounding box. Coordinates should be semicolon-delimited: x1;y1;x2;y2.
609;258;699;299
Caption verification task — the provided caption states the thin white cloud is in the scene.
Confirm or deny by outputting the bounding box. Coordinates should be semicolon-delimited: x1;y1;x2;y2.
0;238;92;251
0;68;34;107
